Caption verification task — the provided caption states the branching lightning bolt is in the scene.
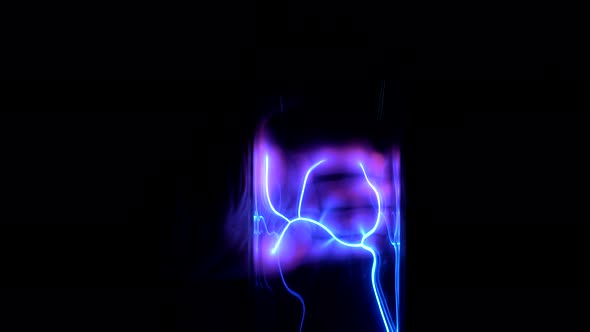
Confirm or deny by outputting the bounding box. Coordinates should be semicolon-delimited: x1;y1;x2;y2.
263;154;398;332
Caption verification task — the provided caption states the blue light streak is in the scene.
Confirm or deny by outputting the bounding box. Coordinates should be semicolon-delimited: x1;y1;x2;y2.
265;154;290;223
393;162;402;332
298;160;326;218
358;163;382;241
361;243;392;332
278;253;306;332
261;155;399;332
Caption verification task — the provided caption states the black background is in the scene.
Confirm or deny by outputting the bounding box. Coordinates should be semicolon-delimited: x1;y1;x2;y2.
3;3;590;331
2;80;590;332
4;4;590;332
3;0;589;80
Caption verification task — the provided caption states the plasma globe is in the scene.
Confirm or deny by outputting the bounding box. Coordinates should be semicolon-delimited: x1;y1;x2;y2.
252;137;402;332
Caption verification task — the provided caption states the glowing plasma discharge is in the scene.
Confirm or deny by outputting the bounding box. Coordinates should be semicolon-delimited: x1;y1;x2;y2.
262;154;398;332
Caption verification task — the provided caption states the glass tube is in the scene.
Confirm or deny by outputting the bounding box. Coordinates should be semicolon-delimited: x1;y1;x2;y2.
249;110;404;332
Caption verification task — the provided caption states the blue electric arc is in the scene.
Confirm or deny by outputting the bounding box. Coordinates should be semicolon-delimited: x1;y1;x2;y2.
261;154;399;332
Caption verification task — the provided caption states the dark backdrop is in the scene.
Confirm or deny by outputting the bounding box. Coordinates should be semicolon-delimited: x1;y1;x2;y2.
1;80;589;331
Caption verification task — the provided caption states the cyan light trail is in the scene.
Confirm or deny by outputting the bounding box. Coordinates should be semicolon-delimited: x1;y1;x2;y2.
262;154;397;332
